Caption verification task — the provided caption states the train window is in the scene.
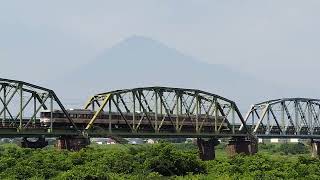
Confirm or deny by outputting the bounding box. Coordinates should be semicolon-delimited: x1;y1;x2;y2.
55;113;64;118
53;113;58;118
41;112;51;118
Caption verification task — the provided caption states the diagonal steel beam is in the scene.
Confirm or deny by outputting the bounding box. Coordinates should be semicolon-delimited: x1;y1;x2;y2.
84;96;95;109
0;86;19;117
254;110;267;132
0;96;15;124
13;95;33;125
24;94;50;128
269;107;283;134
158;94;176;130
85;94;111;130
138;90;153;112
239;105;254;131
117;94;130;113
199;99;215;131
35;93;48;110
51;92;78;130
253;105;269;133
134;91;155;131
218;108;232;132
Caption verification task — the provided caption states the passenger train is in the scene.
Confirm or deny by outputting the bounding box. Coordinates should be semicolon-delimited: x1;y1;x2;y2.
40;109;227;132
40;109;319;134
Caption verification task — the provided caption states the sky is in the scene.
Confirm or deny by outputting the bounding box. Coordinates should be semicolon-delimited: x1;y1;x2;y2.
1;0;320;101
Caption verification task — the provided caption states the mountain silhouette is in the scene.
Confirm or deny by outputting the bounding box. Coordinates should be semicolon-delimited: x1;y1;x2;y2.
54;36;285;111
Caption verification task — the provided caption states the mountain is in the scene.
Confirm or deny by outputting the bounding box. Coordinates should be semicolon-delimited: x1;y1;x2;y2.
53;36;289;112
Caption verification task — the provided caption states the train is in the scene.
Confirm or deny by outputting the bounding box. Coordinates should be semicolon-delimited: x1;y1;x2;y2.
40;109;227;132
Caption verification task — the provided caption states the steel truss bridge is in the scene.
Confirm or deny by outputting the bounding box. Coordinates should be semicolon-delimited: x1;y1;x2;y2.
84;87;249;137
0;78;78;137
1;78;320;140
240;98;320;139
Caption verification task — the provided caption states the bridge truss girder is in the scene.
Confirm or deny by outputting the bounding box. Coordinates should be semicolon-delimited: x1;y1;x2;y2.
0;78;78;133
84;87;249;136
241;98;320;136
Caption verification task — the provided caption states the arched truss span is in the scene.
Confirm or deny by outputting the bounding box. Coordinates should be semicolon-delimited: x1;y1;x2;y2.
0;78;78;132
84;87;249;136
240;98;320;136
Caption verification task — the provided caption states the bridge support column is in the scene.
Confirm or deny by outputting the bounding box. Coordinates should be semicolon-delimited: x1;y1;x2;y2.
21;137;48;149
226;137;258;156
55;136;90;151
197;138;220;161
311;139;320;158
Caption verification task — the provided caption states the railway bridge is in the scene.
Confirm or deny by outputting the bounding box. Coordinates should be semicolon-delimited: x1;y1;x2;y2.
240;98;320;157
1;78;320;159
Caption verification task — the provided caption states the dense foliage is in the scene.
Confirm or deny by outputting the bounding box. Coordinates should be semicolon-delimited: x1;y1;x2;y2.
0;142;318;179
259;142;309;155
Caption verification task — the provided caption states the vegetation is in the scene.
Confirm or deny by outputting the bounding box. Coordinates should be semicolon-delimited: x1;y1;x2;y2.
259;142;310;155
0;142;318;179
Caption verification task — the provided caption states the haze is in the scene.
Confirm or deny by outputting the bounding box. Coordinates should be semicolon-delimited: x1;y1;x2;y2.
1;0;320;111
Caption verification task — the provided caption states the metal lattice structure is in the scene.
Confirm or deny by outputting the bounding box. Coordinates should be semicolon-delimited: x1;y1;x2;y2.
240;98;320;138
0;78;78;134
84;87;249;137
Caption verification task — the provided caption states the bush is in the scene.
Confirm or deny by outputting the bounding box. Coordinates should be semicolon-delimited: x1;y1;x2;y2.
141;143;206;176
0;142;319;179
278;143;309;155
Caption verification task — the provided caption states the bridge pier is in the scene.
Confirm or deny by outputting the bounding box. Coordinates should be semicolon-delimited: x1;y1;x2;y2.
55;136;90;151
311;139;320;158
226;137;258;156
197;138;220;161
21;137;48;149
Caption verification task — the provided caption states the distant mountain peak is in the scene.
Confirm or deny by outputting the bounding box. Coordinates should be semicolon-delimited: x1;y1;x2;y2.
122;35;156;43
112;35;171;52
56;35;279;110
94;35;196;65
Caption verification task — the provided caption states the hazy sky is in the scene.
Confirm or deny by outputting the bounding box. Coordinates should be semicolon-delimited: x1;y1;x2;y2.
1;0;320;88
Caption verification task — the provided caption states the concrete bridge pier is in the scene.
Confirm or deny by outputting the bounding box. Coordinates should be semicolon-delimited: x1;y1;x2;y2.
55;136;90;151
197;138;220;161
311;139;320;158
21;137;48;149
226;137;258;156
